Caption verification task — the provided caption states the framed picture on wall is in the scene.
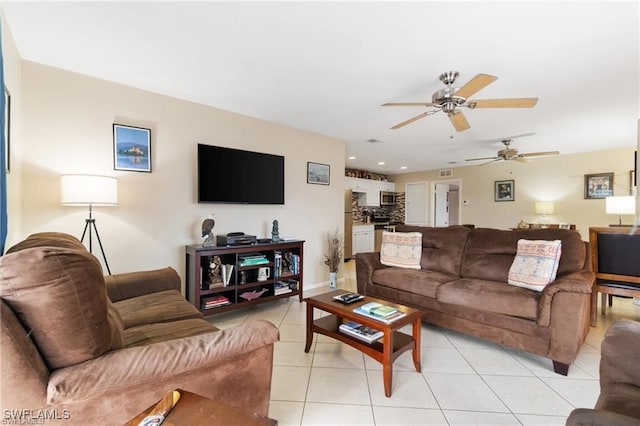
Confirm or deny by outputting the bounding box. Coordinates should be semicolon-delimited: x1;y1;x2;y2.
584;172;613;199
113;124;152;172
307;162;330;185
494;180;514;202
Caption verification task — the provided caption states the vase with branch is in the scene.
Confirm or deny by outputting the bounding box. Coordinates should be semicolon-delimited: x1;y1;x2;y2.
324;229;343;290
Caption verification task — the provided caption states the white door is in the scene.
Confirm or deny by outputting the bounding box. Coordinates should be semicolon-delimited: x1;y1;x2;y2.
434;183;449;227
405;182;428;225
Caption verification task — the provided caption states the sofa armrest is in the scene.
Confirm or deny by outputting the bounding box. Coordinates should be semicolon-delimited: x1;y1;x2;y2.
47;319;279;404
105;267;181;302
537;270;594;327
355;252;387;295
599;319;640;390
566;408;640;426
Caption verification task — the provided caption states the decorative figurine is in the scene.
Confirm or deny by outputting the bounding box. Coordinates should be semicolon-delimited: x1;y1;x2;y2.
271;219;280;242
208;256;223;284
201;217;215;247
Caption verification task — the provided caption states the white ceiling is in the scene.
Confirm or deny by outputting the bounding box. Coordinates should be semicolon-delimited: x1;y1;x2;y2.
3;1;639;175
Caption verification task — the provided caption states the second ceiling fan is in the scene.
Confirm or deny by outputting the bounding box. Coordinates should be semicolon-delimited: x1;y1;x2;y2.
465;139;559;165
383;71;538;132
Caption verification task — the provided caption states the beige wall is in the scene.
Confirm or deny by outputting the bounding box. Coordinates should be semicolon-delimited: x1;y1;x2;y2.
9;59;345;289
392;146;637;239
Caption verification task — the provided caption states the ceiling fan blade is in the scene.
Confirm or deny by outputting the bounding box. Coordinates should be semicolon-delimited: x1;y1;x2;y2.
514;157;532;163
382;102;437;107
470;98;539;108
454;74;497;99
448;111;470;132
479;159;503;166
465;156;499;162
390;112;430;129
520;150;560;157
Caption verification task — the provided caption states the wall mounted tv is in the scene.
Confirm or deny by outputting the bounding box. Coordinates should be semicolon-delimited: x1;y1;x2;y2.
198;144;285;204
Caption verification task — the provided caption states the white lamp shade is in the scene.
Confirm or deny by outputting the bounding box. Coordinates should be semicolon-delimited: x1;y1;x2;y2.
605;196;636;215
60;175;118;206
535;201;554;215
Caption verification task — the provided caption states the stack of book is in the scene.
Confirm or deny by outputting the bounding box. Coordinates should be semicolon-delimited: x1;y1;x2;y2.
238;254;269;267
353;302;406;324
201;295;231;310
339;321;383;343
274;252;283;278
274;280;292;295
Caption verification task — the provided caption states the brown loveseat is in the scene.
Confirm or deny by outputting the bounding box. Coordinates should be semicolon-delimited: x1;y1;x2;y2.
356;225;594;375
0;232;279;425
566;319;640;426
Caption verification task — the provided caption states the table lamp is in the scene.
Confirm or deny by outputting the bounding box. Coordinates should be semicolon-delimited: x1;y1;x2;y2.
60;174;117;274
605;195;636;226
535;202;554;227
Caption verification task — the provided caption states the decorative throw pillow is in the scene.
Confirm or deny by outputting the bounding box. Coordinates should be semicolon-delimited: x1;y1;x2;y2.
508;239;562;291
380;231;422;269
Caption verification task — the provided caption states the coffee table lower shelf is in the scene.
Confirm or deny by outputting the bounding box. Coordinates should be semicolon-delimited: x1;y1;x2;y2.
311;315;415;363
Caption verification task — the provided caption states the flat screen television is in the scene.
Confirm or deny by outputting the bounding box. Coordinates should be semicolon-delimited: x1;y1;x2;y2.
198;144;285;204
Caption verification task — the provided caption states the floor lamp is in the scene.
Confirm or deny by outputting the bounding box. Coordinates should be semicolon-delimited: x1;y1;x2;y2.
60;174;118;274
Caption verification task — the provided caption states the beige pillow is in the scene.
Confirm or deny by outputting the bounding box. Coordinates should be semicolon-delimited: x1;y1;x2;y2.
0;246;122;369
380;231;422;269
508;239;562;291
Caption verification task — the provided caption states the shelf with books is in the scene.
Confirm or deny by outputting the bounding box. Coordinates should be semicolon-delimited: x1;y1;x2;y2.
185;240;305;316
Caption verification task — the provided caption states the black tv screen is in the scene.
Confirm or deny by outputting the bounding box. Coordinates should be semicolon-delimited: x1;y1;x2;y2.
198;144;285;204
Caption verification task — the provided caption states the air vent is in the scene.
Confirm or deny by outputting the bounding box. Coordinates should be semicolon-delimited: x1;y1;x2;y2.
439;169;453;178
365;138;382;143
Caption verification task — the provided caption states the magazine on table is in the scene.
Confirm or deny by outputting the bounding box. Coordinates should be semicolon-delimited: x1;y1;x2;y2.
353;304;406;324
332;292;364;304
339;321;383;343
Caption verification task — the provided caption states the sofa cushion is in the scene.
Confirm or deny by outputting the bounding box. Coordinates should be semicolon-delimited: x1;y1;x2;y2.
373;267;458;298
461;228;585;282
113;290;203;329
508;239;562;291
395;225;471;276
0;246;123;369
6;232;86;253
124;318;218;347
380;231;422;269
437;278;539;320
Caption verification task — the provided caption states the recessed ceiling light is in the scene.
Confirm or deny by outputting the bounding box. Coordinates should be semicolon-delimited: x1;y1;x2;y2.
377;161;385;165
348;156;356;160
400;166;407;170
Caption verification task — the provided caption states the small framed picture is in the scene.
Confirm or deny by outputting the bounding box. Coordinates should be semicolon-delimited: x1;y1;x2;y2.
559;223;570;229
584;172;613;199
113;124;151;172
307;162;330;185
494;179;514;202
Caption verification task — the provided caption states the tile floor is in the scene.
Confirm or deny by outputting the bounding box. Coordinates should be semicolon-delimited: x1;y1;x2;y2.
207;260;640;426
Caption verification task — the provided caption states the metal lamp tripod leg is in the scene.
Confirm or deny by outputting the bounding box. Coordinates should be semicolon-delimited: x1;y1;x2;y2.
80;204;112;275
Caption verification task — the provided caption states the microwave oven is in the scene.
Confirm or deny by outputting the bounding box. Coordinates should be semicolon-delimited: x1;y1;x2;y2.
380;191;397;206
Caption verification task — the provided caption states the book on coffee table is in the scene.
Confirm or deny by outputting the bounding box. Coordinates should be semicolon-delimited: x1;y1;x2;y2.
339;321;383;343
354;303;406;324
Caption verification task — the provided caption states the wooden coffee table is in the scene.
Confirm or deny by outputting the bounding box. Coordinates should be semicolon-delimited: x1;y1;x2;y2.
304;290;424;397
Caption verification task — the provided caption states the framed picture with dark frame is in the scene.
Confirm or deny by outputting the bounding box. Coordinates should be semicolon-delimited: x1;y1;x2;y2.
113;124;151;172
494;179;514;202
584;172;613;199
307;162;330;185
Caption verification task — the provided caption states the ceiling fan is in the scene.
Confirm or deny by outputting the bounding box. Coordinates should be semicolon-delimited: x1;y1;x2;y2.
382;71;538;132
465;139;559;165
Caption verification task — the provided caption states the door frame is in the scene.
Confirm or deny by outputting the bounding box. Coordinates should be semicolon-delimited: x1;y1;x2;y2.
429;178;462;227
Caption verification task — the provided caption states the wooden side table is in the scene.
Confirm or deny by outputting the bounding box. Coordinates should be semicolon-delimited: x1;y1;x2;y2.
125;389;277;426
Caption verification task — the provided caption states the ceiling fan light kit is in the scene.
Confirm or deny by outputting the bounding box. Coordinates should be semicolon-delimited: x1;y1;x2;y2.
383;70;538;132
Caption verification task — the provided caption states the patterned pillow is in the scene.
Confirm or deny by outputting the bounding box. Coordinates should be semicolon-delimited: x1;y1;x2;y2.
380;231;422;269
508;239;562;291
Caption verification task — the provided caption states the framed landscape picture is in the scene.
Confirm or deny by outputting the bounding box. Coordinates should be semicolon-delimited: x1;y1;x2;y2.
113;124;151;172
307;162;330;185
584;172;613;199
494;179;514;202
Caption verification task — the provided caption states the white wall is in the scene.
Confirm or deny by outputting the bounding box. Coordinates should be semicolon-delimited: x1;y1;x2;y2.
12;61;345;290
392;146;637;240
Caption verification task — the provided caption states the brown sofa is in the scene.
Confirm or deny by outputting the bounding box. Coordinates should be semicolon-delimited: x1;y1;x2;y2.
0;232;279;425
356;225;594;375
566;319;640;426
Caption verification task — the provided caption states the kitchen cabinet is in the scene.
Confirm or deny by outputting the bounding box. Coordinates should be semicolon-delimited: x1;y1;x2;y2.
352;224;375;254
345;177;367;193
380;181;395;192
345;177;396;207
